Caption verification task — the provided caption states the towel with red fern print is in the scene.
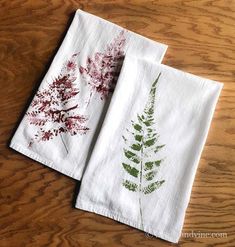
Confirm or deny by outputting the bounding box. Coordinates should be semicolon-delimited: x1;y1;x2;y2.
10;9;167;180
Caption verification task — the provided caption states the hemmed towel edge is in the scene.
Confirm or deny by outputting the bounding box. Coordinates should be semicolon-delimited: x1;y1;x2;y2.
9;142;81;180
76;9;169;61
75;200;180;243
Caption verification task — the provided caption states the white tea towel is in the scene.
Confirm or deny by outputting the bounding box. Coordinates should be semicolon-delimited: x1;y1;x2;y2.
10;10;167;180
75;55;223;243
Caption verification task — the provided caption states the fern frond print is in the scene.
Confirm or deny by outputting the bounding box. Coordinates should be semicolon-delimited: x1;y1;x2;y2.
121;73;165;230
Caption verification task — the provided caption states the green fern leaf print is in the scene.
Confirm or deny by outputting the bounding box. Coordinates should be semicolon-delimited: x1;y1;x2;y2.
121;73;165;230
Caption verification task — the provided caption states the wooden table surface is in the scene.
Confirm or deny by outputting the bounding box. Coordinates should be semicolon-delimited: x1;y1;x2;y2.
0;0;235;246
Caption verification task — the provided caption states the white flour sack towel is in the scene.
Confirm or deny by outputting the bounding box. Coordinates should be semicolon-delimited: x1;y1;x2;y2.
10;10;167;180
75;56;223;243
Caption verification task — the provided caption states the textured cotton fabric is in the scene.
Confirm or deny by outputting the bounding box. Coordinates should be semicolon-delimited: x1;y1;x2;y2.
10;10;167;180
75;56;223;243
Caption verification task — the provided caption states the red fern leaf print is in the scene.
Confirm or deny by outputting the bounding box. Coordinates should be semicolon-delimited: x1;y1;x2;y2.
26;53;89;148
79;30;127;103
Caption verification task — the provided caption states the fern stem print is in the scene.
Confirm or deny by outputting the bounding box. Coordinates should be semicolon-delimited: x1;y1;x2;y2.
121;73;165;230
139;141;144;229
59;133;69;154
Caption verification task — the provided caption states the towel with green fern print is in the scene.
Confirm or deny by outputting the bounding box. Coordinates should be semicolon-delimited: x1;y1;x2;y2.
75;55;223;243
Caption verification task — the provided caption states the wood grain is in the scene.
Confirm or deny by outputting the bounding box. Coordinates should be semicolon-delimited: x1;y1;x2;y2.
0;0;235;246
